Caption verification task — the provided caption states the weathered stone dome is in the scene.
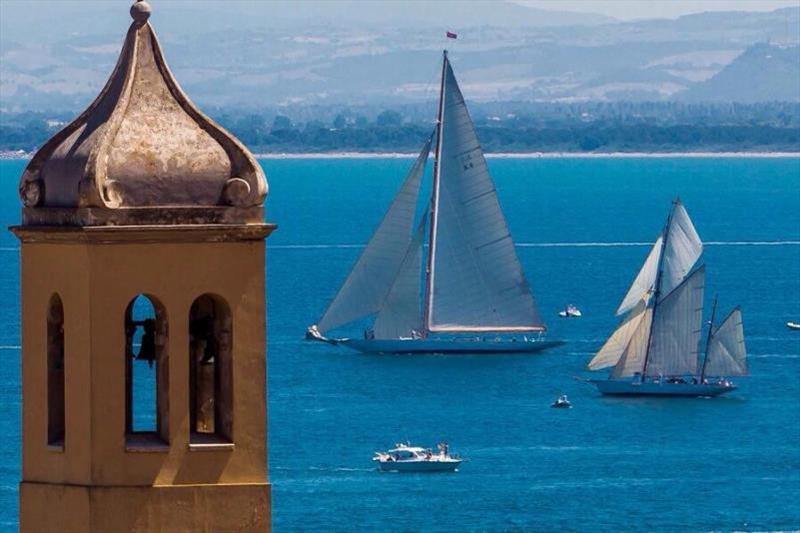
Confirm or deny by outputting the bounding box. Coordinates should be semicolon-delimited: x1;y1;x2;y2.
18;0;267;226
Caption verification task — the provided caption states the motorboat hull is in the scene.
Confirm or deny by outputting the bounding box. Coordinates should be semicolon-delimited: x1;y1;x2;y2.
339;338;564;354
376;460;461;472
590;379;736;397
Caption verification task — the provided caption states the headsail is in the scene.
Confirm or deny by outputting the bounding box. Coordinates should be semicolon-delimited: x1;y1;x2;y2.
426;54;543;333
373;214;426;339
659;201;702;299
616;236;663;316
316;135;432;334
645;265;705;377
610;307;653;378
589;299;649;370
703;307;748;377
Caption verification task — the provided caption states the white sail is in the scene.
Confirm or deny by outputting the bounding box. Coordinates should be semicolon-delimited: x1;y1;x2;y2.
616;236;663;316
590;299;649;370
704;307;748;377
426;56;543;333
610;307;653;378
660;202;702;299
373;215;426;339
317;136;432;334
645;265;705;377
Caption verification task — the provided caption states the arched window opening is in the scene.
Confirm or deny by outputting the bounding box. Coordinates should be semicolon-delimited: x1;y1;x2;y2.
125;294;168;443
47;294;65;447
189;294;233;443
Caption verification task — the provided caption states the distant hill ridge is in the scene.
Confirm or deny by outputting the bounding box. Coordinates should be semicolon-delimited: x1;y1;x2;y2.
0;4;798;111
681;43;800;102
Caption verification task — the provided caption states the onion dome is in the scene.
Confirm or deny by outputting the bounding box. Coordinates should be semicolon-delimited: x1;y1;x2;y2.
18;0;267;226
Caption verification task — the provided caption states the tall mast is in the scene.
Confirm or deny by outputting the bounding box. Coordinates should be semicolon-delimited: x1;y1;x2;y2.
700;294;718;382
422;50;448;337
640;199;677;381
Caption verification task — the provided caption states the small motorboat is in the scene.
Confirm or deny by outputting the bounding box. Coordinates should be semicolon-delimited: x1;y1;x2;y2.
559;305;582;318
551;394;572;408
787;322;800;331
373;442;462;472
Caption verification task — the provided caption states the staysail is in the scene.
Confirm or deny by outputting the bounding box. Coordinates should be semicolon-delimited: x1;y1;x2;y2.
589;299;649;370
372;214;426;339
616;236;663;316
610;307;653;378
316;136;432;334
703;307;748;377
426;55;543;333
645;265;705;377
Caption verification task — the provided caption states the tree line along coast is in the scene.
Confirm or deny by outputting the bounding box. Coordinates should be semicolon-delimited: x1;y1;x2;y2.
1;101;798;156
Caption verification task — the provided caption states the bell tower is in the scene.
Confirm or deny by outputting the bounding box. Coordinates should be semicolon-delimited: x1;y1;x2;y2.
13;1;273;530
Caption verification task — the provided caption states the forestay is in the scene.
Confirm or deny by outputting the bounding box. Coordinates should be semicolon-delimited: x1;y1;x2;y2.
317;136;432;334
616;236;663;316
590;299;649;370
645;266;705;377
704;307;748;376
373;214;426;339
427;58;543;332
659;202;702;299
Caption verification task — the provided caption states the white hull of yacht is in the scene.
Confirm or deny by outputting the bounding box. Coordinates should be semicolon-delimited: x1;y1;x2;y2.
338;337;564;354
376;459;461;472
590;379;736;397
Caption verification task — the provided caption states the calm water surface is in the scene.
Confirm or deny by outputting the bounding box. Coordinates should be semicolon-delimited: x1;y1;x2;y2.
0;157;798;531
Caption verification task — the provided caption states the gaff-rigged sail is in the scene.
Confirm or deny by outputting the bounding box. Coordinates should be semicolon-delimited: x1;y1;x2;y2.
426;55;543;333
645;265;705;377
703;307;748;377
373;213;427;339
316;135;432;334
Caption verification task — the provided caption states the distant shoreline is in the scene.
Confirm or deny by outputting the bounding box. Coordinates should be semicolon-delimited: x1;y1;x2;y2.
2;151;799;161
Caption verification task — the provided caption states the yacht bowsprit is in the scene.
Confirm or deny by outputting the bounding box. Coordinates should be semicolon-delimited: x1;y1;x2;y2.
306;51;563;355
587;199;748;397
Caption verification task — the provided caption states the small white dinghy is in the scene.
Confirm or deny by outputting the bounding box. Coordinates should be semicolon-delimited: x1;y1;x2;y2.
551;394;572;408
787;322;800;331
559;305;582;318
373;443;462;473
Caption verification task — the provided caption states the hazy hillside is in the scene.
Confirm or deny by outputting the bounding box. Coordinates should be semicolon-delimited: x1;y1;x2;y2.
682;43;800;102
1;3;798;112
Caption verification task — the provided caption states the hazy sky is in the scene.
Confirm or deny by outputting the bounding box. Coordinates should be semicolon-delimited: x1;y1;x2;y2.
517;0;799;20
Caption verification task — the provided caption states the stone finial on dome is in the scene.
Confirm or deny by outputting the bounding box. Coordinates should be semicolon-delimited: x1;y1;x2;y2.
130;0;152;23
19;0;267;226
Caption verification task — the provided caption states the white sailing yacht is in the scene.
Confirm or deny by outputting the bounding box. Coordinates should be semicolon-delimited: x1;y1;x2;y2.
587;199;748;396
306;51;563;355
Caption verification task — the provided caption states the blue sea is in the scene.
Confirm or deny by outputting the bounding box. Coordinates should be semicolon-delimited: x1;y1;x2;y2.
1;156;799;531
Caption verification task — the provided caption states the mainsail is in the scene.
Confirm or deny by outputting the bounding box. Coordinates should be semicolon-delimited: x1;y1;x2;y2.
426;54;543;333
316;136;432;334
645;265;705;377
703;307;748;377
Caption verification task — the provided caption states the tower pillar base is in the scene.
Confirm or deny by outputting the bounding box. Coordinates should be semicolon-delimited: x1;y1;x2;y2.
20;481;271;532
